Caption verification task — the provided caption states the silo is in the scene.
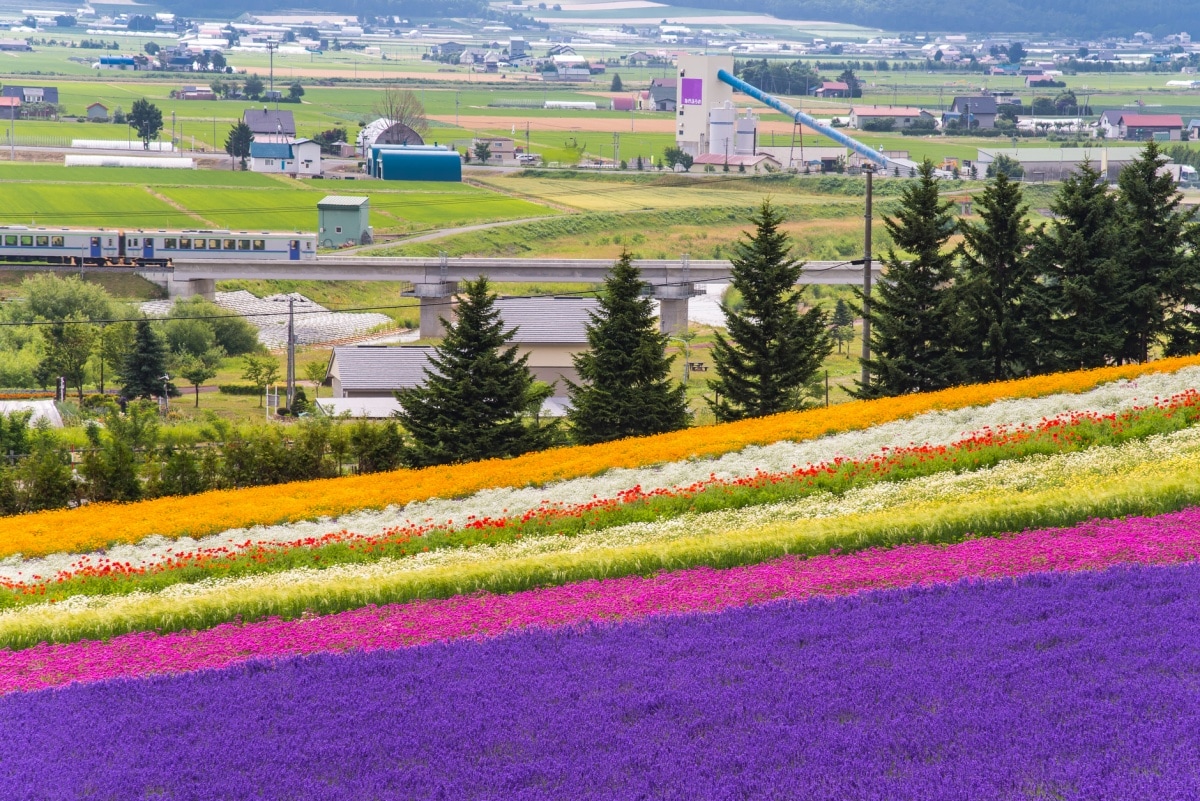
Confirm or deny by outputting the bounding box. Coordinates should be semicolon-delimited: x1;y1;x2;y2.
708;101;735;156
734;109;758;156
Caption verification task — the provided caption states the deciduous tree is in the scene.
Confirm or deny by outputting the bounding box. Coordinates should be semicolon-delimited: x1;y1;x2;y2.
224;120;253;170
128;98;163;150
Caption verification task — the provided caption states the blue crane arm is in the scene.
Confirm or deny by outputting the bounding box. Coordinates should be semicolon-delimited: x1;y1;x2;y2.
716;68;888;167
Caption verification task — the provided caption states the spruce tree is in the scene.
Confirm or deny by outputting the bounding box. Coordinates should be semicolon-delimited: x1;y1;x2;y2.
856;159;964;397
1115;141;1197;362
567;251;689;443
955;170;1035;382
1026;161;1127;370
708;200;832;421
395;277;550;467
119;318;169;400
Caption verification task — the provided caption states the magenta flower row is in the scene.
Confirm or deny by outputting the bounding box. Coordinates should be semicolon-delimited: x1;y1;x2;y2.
7;507;1200;695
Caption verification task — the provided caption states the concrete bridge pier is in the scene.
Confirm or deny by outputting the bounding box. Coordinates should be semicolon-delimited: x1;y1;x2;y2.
405;281;459;338
137;270;216;301
655;282;702;335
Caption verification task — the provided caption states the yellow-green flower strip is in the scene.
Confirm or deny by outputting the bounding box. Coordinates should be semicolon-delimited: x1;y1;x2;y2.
3;356;1199;560
6;428;1200;650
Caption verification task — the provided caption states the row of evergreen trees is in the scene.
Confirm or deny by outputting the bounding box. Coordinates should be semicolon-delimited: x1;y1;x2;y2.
860;142;1197;397
393;199;833;467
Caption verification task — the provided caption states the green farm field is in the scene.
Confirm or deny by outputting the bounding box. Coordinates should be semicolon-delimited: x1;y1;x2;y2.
0;164;556;232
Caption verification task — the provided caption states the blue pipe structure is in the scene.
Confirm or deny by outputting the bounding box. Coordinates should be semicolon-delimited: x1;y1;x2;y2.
716;69;889;168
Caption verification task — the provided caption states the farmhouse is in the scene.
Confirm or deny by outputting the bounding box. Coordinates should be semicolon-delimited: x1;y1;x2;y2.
2;85;58;105
814;81;850;98
693;153;781;173
647;77;677;112
243;108;297;140
849;107;932;130
947;96;997;129
1116;113;1183;141
249;138;321;176
472;136;517;164
0;97;18;120
321;345;573;418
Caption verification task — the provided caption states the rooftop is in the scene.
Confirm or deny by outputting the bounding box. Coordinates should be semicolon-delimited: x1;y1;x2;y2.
495;297;600;344
317;195;370;209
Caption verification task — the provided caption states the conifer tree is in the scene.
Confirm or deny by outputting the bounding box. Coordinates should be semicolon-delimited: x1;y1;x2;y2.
1026;160;1127;370
955;170;1035;382
708;200;832;421
395;277;550;467
119;318;169;400
1114;141;1197;362
567;251;689;443
830;297;855;355
856;160;963;397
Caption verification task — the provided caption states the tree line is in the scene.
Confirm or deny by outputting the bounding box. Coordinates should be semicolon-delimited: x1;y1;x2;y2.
0;406;411;514
860;142;1198;398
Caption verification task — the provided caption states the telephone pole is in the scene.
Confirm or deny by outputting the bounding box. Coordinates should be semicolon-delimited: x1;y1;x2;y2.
860;163;875;389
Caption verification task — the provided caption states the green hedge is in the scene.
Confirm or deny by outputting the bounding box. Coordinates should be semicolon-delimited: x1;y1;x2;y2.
217;384;260;396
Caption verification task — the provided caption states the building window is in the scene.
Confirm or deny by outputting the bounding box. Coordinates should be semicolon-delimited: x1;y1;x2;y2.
335;226;342;234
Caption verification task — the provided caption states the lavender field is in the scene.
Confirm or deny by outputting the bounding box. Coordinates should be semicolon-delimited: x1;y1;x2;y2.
5;563;1200;800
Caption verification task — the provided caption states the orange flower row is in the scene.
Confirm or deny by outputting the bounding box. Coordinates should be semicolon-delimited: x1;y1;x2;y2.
2;356;1198;560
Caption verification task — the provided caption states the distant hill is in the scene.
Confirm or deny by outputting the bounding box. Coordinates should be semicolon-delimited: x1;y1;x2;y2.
656;0;1199;37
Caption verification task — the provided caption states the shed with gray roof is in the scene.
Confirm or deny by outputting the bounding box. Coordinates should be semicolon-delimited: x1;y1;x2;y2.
325;346;435;398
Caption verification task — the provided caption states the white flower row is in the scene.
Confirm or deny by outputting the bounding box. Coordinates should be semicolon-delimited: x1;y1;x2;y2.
2;367;1198;585
6;424;1200;636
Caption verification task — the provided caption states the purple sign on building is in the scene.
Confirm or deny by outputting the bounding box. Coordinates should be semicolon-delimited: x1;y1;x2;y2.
680;77;703;106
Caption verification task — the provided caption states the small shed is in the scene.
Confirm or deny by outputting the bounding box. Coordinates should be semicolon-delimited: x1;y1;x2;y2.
376;148;462;182
317;195;371;247
86;102;108;121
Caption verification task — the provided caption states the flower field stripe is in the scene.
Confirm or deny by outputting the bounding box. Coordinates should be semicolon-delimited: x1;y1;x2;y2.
5;507;1200;696
6;429;1200;649
9;564;1200;799
8;389;1198;598
1;357;1197;560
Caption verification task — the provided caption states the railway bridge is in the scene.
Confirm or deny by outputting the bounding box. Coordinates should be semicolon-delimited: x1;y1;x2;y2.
148;256;880;337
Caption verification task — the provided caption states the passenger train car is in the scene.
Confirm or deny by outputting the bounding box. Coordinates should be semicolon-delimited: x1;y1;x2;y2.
0;227;318;266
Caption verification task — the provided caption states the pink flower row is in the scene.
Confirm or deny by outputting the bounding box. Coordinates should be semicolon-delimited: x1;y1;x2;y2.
7;507;1200;695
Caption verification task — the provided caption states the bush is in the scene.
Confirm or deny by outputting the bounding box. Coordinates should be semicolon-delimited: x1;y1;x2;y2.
218;384;261;395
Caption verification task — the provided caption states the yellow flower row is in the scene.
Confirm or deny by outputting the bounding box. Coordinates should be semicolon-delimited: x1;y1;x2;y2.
1;356;1197;560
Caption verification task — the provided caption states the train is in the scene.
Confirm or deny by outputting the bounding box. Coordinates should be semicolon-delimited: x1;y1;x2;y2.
0;226;319;266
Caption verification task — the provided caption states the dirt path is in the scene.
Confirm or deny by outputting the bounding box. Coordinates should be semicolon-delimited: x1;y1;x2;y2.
143;187;219;228
339;215;559;254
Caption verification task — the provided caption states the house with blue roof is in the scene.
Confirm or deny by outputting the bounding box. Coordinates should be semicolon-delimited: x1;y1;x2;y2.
249;138;321;177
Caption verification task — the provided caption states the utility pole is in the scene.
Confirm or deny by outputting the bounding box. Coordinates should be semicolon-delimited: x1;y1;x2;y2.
455;91;460;126
286;296;295;408
612;132;619;167
860;163;875;389
525;120;530;154
268;41;276;107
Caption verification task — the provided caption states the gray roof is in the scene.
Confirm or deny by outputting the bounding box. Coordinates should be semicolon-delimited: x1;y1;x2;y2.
327;346;436;391
977;147;1145;163
243;108;296;135
496;297;598;344
317;195;370;209
2;85;58;104
950;96;997;115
